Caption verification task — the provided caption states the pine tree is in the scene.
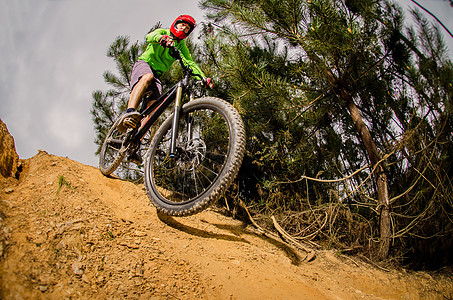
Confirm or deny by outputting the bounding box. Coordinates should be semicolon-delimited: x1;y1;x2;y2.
199;0;453;264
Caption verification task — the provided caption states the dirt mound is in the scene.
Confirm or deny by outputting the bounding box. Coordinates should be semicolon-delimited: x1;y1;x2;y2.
0;138;452;298
0;119;20;179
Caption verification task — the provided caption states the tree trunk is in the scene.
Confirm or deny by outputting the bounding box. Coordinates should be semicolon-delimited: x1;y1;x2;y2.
376;172;391;260
317;59;391;259
341;88;391;260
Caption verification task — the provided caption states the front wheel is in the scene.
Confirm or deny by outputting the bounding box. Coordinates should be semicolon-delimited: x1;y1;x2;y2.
144;97;246;216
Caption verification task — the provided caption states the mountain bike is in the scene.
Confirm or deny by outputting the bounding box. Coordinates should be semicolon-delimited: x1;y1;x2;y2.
99;47;246;216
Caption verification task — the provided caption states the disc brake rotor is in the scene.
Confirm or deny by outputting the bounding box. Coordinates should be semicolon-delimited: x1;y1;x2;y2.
177;138;207;171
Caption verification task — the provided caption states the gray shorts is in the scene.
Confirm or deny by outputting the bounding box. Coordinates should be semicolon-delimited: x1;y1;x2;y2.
130;60;162;98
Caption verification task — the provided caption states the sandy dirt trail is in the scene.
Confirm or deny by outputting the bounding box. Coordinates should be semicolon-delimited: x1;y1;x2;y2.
1;151;452;299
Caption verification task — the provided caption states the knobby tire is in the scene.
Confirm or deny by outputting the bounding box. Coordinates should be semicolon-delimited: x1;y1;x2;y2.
144;97;246;216
99;117;128;176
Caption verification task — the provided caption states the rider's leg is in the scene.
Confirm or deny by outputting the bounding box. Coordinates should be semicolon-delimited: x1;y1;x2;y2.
121;73;155;129
127;72;154;110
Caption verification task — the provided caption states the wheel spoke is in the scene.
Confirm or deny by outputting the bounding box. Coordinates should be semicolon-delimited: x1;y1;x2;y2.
106;137;123;145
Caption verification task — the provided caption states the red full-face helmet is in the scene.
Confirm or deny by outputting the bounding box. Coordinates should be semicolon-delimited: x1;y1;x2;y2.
170;15;196;40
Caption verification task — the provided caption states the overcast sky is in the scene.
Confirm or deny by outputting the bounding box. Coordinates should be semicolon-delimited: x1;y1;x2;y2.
1;0;452;167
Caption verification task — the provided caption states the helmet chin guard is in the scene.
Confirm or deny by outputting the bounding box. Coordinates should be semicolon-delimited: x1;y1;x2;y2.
170;15;196;40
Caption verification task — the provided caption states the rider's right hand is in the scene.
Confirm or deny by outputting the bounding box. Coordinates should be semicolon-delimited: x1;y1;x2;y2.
159;35;174;48
203;78;214;89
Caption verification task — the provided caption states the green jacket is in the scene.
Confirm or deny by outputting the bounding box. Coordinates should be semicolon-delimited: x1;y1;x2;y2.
139;28;206;78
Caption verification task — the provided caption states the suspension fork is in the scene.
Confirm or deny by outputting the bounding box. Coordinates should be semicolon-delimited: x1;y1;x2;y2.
169;82;184;157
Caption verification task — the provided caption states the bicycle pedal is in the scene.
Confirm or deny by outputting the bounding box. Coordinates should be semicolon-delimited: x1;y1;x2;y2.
116;121;127;133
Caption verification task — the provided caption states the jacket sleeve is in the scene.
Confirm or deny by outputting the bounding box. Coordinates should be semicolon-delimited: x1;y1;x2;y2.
176;41;206;79
145;29;168;44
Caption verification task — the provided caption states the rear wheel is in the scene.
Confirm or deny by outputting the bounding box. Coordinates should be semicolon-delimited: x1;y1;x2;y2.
99;115;159;181
144;97;246;216
99;118;128;176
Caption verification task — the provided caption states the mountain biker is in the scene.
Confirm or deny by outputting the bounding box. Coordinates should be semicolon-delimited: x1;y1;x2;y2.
117;15;211;134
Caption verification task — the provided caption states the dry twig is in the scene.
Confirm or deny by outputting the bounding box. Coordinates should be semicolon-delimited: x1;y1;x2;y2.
237;198;316;260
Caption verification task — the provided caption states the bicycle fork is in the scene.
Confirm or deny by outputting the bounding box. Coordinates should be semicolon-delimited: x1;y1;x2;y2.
169;82;184;157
